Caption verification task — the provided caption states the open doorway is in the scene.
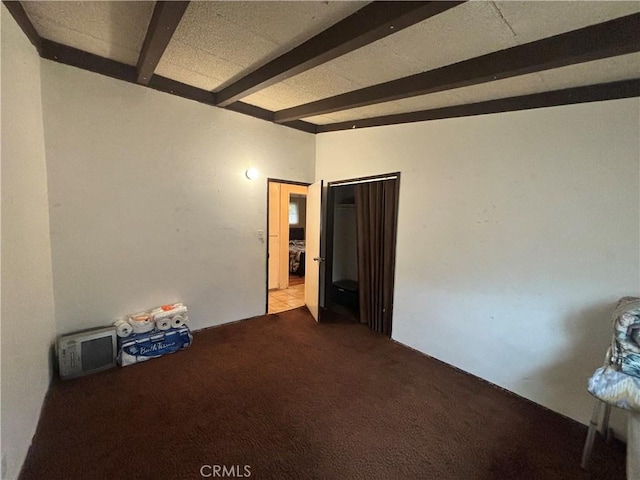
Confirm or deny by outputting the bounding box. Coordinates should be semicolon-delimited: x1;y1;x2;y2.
266;179;309;314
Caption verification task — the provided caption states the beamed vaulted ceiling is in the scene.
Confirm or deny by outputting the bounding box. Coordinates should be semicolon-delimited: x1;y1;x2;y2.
4;1;640;134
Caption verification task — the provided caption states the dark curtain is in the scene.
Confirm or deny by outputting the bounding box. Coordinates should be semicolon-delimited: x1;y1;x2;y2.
355;179;398;337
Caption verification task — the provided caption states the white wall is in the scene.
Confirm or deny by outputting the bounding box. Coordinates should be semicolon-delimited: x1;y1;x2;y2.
1;6;56;479
316;99;640;432
39;60;315;334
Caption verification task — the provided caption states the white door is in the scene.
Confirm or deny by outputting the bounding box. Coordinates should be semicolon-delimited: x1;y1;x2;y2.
305;180;323;321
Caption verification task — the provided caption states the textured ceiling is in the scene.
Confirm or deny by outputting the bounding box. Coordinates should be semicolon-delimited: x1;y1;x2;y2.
245;0;640;110
307;52;640;125
155;1;365;91
18;0;640;131
22;1;154;66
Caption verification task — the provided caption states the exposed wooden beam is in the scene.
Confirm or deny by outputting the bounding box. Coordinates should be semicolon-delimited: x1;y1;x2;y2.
316;79;640;132
41;39;138;83
38;39;316;134
214;1;466;107
6;1;638;135
136;1;189;85
4;0;314;133
275;13;640;123
2;0;42;53
225;102;274;122
40;38;215;104
223;102;317;134
148;75;217;106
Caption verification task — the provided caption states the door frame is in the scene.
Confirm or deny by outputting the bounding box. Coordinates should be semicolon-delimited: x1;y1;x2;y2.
265;178;311;314
323;172;401;323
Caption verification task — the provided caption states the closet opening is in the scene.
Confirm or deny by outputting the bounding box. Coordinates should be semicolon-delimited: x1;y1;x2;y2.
324;183;359;322
322;173;400;337
266;179;309;314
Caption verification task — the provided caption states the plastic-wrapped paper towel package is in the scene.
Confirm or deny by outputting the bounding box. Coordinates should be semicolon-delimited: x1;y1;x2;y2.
113;303;192;367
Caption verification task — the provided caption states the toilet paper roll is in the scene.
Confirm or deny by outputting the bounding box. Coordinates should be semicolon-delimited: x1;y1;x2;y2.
129;313;154;334
171;314;187;329
114;319;133;338
155;316;172;331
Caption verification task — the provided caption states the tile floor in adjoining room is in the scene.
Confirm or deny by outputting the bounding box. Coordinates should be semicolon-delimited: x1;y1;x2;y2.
269;276;305;314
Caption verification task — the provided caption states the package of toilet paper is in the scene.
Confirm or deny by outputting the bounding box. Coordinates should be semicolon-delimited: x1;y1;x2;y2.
151;303;189;330
117;325;192;367
128;312;155;334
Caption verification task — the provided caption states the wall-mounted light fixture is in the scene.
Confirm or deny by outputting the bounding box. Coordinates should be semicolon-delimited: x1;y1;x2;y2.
245;167;259;180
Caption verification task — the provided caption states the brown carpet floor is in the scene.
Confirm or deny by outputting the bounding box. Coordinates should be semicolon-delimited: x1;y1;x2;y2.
20;308;625;480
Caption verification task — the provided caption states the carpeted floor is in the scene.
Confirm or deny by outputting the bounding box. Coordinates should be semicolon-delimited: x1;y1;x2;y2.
20;308;625;479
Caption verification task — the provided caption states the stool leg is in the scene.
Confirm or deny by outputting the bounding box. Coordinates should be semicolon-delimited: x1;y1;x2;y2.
581;399;603;469
601;403;612;443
